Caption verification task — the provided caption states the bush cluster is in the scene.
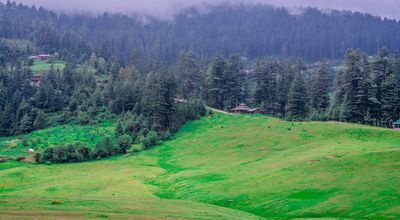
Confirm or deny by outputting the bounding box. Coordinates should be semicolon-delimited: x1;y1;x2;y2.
115;99;206;149
36;137;131;164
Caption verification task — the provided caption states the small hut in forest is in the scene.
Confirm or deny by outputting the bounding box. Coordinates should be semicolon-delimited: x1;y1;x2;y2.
393;119;400;130
37;54;51;61
29;75;44;87
231;103;260;114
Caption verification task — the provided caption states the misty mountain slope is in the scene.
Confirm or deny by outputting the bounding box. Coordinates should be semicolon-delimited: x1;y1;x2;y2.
1;113;399;219
1;1;400;66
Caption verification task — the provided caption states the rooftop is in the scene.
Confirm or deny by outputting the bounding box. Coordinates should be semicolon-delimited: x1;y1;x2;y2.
231;103;260;113
232;103;251;111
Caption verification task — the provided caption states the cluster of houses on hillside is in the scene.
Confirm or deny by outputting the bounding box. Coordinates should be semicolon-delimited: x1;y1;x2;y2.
27;54;52;87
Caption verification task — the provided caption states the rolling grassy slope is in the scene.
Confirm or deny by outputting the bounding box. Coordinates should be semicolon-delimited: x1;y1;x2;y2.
1;113;399;219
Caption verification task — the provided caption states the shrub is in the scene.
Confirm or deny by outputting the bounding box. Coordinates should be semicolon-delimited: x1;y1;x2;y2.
92;145;108;159
16;155;25;161
41;147;55;163
142;131;159;149
160;130;173;141
50;200;64;205
20;138;29;147
76;143;92;161
89;130;96;142
117;134;132;154
31;137;42;147
77;111;90;125
39;143;91;163
34;152;42;162
92;137;117;159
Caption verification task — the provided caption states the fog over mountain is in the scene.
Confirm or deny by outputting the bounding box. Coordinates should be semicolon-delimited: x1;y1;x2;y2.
3;0;400;20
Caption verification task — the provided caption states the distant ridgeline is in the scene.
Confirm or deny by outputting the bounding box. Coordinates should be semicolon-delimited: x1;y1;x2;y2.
0;1;400;68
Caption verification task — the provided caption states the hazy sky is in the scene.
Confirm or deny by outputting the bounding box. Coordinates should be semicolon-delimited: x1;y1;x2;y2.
5;0;400;20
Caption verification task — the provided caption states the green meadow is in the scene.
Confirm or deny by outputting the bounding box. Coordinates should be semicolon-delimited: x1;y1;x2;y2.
1;113;399;219
0;121;115;158
31;60;66;75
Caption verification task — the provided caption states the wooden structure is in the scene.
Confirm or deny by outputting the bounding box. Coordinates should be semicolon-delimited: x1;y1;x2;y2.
231;103;260;114
393;119;400;130
28;55;39;60
29;75;44;87
37;54;51;61
28;54;51;61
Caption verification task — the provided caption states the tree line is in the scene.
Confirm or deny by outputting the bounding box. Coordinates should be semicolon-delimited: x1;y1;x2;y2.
200;48;400;126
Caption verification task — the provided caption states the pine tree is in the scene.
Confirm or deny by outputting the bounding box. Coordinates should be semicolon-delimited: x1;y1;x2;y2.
0;82;5;111
371;48;391;125
109;66;143;114
89;52;97;68
276;60;294;117
310;62;330;118
176;52;201;99
330;69;345;121
204;54;225;109
223;54;245;110
18;113;33;134
254;58;279;114
33;110;47;130
359;54;376;125
142;69;176;131
286;73;310;120
61;62;76;96
392;51;400;121
161;71;177;129
142;72;166;130
110;60;121;79
344;50;364;123
331;49;366;123
97;57;107;74
381;74;395;126
0;105;14;136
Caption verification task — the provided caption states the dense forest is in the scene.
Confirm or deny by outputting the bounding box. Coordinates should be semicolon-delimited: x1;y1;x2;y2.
0;1;400;163
1;1;400;69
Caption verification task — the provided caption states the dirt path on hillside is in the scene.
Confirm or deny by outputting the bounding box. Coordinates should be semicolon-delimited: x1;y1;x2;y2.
206;107;234;115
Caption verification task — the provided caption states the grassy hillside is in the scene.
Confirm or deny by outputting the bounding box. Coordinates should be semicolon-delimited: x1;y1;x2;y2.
1;113;399;219
0;121;115;157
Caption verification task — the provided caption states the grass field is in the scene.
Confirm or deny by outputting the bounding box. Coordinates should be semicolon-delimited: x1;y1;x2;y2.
31;60;66;75
0;121;115;158
1;113;399;219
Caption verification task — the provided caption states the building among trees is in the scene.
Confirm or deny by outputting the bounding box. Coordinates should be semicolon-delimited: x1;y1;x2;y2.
29;54;52;61
29;75;44;87
231;103;260;114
